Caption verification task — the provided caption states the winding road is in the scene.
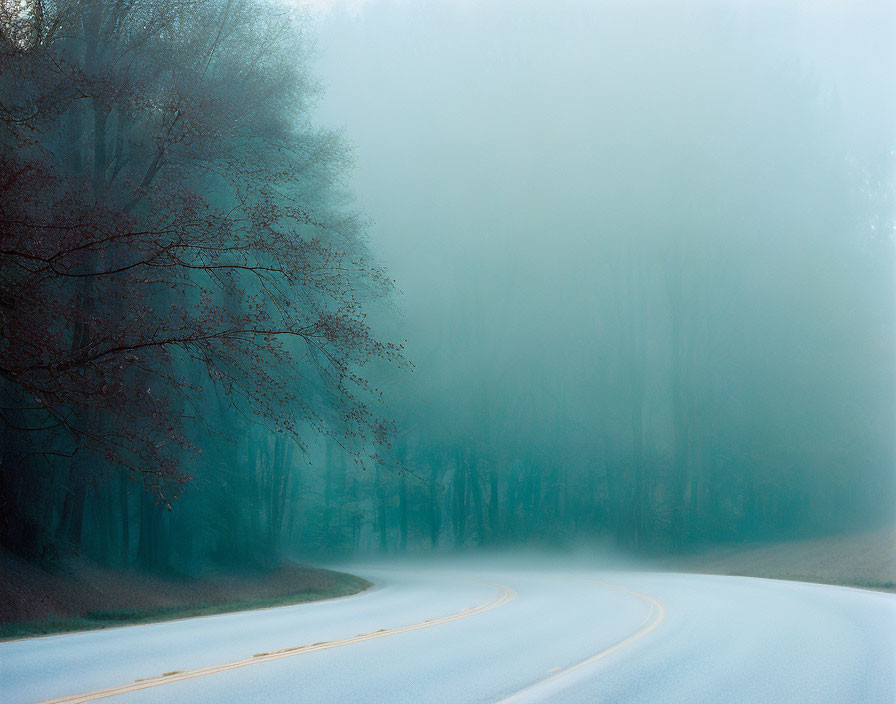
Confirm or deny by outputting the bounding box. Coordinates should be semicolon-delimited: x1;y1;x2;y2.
3;563;894;703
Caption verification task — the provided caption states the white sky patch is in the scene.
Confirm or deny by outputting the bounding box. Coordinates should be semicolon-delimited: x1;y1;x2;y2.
285;0;893;20
283;0;483;19
285;0;400;18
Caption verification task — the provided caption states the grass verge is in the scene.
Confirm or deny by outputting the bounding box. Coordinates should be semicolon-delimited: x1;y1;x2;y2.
0;557;370;641
658;524;896;593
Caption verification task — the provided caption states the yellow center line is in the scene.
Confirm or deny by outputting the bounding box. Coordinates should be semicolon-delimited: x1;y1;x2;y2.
494;578;666;703
37;579;517;704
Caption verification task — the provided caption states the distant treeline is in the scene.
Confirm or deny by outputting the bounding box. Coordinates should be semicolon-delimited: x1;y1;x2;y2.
348;3;896;554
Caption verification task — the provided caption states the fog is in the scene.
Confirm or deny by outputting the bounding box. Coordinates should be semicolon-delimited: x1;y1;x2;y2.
307;0;896;550
1;0;893;572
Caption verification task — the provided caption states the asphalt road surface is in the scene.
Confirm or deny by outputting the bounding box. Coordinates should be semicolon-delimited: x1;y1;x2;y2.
3;564;895;703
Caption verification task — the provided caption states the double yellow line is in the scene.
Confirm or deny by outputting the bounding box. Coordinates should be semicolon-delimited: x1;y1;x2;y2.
36;575;664;704
38;579;517;704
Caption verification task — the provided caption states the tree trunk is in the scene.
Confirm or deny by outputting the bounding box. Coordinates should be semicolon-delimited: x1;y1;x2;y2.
399;473;408;551
452;451;467;546
375;465;388;552
428;462;441;548
57;457;87;549
119;472;129;564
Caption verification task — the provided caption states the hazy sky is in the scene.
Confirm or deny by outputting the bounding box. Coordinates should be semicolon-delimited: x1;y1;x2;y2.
303;0;894;342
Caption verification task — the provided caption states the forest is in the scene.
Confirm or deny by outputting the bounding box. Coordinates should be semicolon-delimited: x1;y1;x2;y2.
1;0;894;577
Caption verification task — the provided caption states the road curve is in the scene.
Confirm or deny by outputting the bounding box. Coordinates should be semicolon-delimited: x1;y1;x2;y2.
2;564;894;703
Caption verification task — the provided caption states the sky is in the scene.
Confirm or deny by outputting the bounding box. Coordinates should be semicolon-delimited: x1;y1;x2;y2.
306;1;892;238
301;0;894;343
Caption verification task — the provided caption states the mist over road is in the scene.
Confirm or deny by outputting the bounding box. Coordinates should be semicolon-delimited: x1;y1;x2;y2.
3;565;894;704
